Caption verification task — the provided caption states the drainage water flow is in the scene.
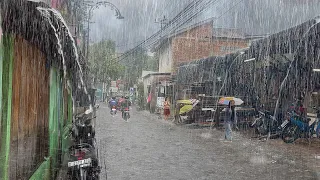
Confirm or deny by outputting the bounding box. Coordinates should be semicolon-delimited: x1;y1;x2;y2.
37;7;93;113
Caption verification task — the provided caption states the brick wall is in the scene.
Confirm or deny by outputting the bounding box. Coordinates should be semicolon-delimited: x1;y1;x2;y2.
172;37;214;73
159;20;249;74
180;22;213;39
158;40;173;73
171;37;248;73
212;38;249;56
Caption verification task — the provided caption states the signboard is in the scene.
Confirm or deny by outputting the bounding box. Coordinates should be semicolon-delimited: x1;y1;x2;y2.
130;87;134;96
156;97;165;108
116;80;122;87
109;87;118;93
111;81;117;87
118;84;124;90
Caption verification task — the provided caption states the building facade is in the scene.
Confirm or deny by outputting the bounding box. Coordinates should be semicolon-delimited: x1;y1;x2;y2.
156;20;249;74
0;1;78;179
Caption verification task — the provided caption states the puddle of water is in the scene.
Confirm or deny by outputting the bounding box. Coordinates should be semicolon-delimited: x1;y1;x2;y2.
200;133;213;139
249;156;268;165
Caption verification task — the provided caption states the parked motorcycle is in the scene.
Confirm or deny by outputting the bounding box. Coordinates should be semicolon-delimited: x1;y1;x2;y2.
69;116;96;145
251;110;283;137
122;107;130;121
282;107;320;143
67;143;100;180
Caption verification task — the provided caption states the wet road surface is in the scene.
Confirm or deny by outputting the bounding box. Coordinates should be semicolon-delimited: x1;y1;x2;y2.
96;103;320;180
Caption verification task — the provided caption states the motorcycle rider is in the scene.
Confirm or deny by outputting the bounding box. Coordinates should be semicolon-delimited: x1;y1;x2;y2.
120;96;131;118
109;97;118;113
118;96;125;109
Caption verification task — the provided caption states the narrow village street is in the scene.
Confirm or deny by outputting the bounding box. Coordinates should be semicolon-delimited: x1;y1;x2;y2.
96;103;320;180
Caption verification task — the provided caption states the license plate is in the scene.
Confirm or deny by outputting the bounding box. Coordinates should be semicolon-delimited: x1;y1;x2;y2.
112;109;116;111
68;158;92;167
281;120;289;128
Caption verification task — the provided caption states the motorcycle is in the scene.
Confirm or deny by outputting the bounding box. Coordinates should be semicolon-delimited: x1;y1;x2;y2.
67;143;100;180
122;107;130;121
110;106;117;116
282;107;320;143
251;110;283;138
69;116;96;146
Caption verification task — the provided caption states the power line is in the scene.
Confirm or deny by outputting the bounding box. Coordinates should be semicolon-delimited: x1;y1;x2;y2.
116;40;144;48
114;0;208;62
118;0;214;61
113;0;244;65
146;0;245;49
120;0;245;64
148;0;220;49
163;0;195;18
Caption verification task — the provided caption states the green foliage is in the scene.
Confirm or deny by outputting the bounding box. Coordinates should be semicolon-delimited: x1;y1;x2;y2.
136;82;145;109
122;48;159;87
88;40;124;83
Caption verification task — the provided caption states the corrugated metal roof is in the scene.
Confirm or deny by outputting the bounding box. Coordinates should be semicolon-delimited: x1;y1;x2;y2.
212;28;246;39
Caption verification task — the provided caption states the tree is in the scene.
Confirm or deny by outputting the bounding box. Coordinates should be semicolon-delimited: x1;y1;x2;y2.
122;47;159;88
88;39;124;85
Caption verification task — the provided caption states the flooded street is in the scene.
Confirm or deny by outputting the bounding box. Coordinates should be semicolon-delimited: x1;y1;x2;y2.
96;104;319;180
3;1;320;179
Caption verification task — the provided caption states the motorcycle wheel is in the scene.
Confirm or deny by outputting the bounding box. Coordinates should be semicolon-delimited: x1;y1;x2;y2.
282;125;299;143
123;114;128;121
255;119;268;135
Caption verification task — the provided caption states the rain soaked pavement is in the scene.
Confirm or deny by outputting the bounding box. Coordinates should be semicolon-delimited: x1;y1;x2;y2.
96;103;320;180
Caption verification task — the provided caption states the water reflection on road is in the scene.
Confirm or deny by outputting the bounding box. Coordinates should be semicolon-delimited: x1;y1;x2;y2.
96;104;318;180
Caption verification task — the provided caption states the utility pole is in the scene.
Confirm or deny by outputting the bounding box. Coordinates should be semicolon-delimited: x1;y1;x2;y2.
155;15;168;30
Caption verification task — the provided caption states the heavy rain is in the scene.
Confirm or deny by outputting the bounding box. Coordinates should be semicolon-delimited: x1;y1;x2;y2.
0;0;320;180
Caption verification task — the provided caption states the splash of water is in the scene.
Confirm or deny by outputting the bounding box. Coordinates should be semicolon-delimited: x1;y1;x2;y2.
199;132;212;139
37;7;93;113
36;8;74;100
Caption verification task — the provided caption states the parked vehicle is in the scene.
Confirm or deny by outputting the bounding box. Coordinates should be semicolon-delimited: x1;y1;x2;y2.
70;116;96;146
313;106;320;137
174;99;199;124
67;143;100;180
251;110;283;137
282;107;320;143
122;107;130;121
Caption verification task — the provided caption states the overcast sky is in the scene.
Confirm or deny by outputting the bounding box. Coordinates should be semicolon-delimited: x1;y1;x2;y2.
89;0;320;53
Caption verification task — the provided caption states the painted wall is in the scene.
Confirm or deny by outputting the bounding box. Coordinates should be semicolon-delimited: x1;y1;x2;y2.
0;34;14;180
158;40;173;73
8;35;50;179
0;34;73;180
143;75;155;99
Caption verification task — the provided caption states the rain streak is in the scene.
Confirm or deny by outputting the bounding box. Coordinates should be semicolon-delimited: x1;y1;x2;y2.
0;0;320;180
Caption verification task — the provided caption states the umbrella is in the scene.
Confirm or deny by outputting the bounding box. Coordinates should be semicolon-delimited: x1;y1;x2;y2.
177;99;199;105
179;105;193;115
177;99;200;114
177;100;193;104
219;97;244;105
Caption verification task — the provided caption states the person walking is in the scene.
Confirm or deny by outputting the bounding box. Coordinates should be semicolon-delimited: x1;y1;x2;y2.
224;100;237;141
163;97;171;120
